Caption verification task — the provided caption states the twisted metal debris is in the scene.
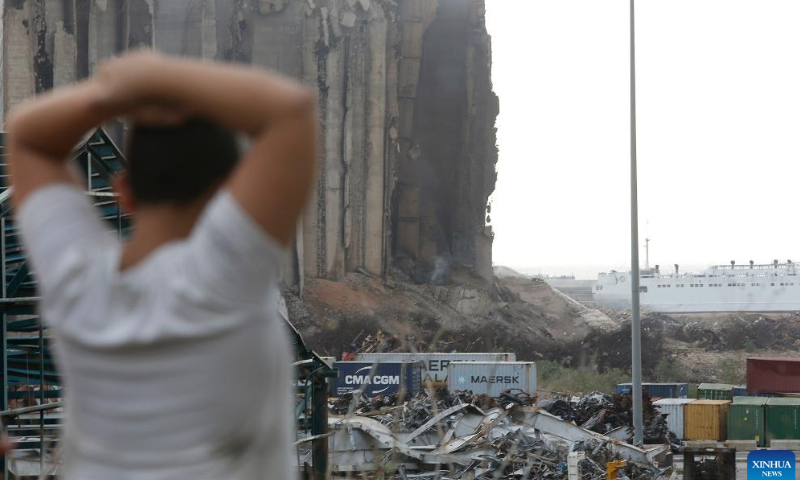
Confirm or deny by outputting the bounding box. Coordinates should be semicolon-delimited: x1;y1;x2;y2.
540;391;678;449
318;389;676;479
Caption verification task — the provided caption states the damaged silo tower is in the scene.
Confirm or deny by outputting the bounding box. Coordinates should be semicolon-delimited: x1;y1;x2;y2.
0;0;498;285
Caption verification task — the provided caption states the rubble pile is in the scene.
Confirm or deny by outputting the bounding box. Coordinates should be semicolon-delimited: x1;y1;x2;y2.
330;388;531;419
290;270;611;364
322;389;675;479
351;330;399;354
350;329;458;356
476;435;670;480
540;392;677;447
603;310;800;352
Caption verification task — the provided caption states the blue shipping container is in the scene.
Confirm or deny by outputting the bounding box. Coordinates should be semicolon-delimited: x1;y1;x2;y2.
614;383;689;398
332;362;422;397
615;384;631;395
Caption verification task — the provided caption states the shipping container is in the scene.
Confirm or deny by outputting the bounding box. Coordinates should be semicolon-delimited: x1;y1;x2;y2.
653;398;694;439
727;396;768;447
614;383;689;398
685;400;730;441
747;357;800;394
765;397;800;445
447;362;536;396
697;383;734;400
355;353;516;385
331;362;422;397
614;384;630;395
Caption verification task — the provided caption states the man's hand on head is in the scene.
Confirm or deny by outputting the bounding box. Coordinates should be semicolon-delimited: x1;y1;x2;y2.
95;50;169;112
129;104;191;128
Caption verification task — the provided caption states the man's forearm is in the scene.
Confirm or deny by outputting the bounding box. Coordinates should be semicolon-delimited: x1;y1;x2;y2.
8;81;120;161
138;59;315;135
8;54;315;159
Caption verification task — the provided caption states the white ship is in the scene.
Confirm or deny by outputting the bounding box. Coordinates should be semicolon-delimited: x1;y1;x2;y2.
594;260;800;313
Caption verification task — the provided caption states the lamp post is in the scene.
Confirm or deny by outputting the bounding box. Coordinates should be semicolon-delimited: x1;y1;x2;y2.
629;0;644;446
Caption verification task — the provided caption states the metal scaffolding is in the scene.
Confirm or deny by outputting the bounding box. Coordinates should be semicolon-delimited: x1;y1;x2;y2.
0;129;129;478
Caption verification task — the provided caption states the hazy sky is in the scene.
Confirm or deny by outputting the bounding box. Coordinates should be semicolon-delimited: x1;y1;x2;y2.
486;1;800;277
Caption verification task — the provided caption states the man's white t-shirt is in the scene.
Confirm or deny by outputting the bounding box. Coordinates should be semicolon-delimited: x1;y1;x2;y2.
17;184;295;480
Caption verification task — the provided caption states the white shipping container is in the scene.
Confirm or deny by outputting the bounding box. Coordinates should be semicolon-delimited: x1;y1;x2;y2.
354;353;516;385
447;361;536;396
653;398;694;440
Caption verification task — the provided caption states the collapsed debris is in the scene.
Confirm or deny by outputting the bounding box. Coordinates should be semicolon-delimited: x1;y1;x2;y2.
315;389;674;479
540;392;677;449
349;329;458;357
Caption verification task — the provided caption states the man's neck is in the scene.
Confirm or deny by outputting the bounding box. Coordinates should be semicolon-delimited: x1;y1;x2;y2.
120;202;205;271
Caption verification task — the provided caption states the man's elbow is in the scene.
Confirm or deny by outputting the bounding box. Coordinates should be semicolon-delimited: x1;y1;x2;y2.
292;87;318;116
6;110;24;140
5;106;36;146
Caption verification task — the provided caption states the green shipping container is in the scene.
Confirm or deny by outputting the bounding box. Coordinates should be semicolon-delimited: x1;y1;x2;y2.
727;396;768;447
698;383;734;400
766;397;800;446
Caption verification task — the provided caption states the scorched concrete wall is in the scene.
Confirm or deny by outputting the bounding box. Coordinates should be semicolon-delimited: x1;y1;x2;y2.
0;0;498;287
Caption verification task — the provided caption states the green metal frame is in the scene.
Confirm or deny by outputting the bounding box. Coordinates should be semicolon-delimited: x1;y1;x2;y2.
0;129;130;478
288;321;337;479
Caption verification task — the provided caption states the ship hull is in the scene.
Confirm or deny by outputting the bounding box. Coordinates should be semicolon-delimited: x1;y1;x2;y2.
593;263;800;313
595;297;800;313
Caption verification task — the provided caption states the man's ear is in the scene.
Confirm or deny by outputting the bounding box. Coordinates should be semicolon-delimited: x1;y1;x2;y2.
112;173;136;214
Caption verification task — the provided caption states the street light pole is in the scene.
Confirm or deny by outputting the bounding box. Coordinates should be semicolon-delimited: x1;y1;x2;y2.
629;0;645;446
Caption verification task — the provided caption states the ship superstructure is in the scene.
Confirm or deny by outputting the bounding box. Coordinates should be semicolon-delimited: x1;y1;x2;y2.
594;261;800;313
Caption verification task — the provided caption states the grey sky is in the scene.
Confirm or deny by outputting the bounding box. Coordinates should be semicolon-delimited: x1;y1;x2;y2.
486;1;800;277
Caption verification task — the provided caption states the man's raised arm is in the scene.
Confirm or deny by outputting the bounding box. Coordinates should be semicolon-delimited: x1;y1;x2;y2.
7;81;123;205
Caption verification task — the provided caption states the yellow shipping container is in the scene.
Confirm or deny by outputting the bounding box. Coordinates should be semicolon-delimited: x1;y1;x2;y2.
685;400;731;441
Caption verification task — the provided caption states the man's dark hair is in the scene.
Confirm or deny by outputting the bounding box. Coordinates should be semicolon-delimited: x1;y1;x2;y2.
125;117;239;205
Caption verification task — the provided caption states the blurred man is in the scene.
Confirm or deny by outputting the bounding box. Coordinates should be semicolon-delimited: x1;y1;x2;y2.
6;51;317;479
